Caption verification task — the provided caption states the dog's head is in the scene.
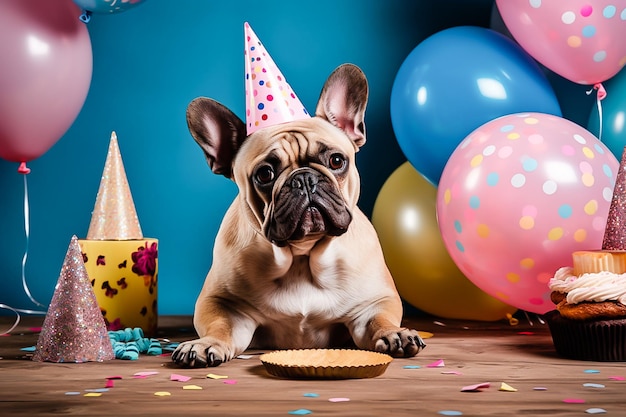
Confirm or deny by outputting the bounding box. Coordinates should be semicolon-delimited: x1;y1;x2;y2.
187;64;368;247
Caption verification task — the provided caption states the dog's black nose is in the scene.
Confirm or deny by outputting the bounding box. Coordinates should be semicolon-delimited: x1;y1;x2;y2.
291;171;318;195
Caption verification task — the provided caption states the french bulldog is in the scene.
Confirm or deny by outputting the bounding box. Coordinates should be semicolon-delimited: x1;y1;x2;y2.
172;64;425;368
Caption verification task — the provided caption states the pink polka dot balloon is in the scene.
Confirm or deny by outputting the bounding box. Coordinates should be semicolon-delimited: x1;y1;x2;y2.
496;0;626;84
436;113;619;314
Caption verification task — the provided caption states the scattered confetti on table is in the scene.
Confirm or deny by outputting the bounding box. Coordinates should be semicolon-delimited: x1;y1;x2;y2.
427;359;445;368
104;380;115;388
499;382;517;392
237;354;254;359
442;371;462;375
207;373;228;379
154;391;171;397
461;382;490;392
65;392;81;396
84;392;102;397
223;379;237;385
608;376;625;381
183;385;203;390
303;393;319;398
583;383;605;389
438;411;463;416
563;398;586;404
584;370;600;374
134;371;159;378
85;388;109;393
433;321;446;326
418;331;434;339
20;346;36;352
533;387;547;391
288;409;312;415
328;398;350;402
403;365;421;369
586;408;607;414
170;374;192;382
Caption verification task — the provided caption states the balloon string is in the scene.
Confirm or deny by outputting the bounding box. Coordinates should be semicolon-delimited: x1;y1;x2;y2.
586;83;606;141
20;172;47;309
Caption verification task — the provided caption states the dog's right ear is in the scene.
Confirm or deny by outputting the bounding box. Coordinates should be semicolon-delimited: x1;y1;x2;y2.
186;98;247;178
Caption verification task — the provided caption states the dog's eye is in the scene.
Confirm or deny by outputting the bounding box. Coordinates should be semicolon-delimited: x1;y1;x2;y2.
254;165;275;184
328;153;346;171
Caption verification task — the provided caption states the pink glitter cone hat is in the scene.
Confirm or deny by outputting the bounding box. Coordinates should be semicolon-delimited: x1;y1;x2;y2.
603;146;626;250
32;235;114;363
244;22;310;135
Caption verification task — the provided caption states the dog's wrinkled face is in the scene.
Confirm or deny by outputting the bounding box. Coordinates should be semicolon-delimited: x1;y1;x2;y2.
186;64;369;247
233;118;360;246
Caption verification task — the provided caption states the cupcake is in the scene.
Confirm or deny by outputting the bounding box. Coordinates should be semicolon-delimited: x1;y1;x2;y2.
545;251;626;361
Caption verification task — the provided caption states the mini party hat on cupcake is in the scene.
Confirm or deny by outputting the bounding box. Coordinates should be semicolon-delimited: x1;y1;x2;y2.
33;235;114;363
603;147;626;250
244;22;310;135
87;132;143;240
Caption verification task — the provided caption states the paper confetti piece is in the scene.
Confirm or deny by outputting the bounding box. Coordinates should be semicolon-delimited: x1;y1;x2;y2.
563;398;586;404
183;385;203;390
223;379;237;385
461;382;490;392
584;369;600;374
134;371;159;378
328;398;350;402
499;382;517;392
85;388;109;393
65;392;81;396
237;354;254;359
609;375;625;381
84;393;102;397
20;346;36;352
442;371;462;375
154;391;171;397
106;376;123;380
207;373;229;379
517;331;534;335
583;383;605;388
104;380;115;389
418;331;434;339
28;327;42;332
288;409;312;415
586;408;607;414
170;374;192;382
438;411;463;416
403;365;421;369
427;359;445;368
433;321;446;326
533;387;547;391
303;393;319;398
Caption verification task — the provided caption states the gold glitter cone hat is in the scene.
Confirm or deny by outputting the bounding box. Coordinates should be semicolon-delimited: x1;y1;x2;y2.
87;132;143;240
603;146;626;250
33;235;114;363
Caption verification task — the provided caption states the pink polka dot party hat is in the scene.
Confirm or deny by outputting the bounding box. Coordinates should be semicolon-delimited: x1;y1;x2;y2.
244;22;310;135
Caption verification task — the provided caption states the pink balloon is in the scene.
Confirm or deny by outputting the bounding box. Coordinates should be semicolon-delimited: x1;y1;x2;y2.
437;113;619;314
0;0;92;164
496;0;626;85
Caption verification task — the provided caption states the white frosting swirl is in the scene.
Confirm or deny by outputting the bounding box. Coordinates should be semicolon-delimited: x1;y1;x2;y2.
549;266;626;305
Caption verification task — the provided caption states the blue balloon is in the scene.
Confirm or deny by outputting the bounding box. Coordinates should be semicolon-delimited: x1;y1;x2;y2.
587;67;626;160
390;26;562;185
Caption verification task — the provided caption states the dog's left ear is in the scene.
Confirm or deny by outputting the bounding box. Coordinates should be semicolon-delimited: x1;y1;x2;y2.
315;64;368;148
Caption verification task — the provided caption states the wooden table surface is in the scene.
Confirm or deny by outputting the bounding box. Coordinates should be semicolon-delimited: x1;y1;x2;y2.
1;315;625;416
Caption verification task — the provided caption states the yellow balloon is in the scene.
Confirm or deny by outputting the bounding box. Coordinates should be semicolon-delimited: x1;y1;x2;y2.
372;162;517;321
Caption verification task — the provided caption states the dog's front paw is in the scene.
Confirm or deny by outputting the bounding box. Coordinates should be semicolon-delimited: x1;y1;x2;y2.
171;338;232;368
374;328;426;358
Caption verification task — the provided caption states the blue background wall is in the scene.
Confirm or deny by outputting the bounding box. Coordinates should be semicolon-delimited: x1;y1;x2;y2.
0;0;597;315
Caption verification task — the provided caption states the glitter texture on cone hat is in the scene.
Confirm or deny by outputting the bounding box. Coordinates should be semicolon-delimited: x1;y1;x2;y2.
244;22;310;135
86;132;143;240
603;146;626;250
32;235;114;363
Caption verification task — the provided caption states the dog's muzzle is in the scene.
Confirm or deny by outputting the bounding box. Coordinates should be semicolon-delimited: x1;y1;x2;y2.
265;168;352;246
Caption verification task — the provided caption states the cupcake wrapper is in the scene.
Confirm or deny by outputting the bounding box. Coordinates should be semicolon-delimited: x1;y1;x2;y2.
545;310;626;361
